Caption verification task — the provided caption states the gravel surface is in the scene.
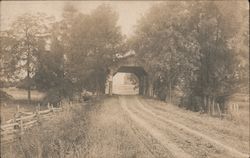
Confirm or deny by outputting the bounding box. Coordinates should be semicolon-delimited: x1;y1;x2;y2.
84;96;249;158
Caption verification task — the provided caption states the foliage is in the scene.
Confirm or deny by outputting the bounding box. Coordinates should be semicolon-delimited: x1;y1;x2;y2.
1;13;53;103
133;2;200;101
0;32;20;82
65;4;124;94
1;4;124;103
7;13;52;79
132;1;249;111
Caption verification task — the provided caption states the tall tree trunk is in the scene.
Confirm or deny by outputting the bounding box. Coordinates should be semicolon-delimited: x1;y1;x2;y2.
208;96;214;116
148;79;153;97
169;80;172;103
207;96;211;115
26;29;31;105
202;95;206;113
211;96;215;116
27;50;31;105
203;96;206;112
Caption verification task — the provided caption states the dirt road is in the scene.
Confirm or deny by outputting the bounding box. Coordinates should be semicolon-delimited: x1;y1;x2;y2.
85;96;249;158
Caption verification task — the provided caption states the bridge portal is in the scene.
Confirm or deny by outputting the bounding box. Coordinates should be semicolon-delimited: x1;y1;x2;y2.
106;66;148;95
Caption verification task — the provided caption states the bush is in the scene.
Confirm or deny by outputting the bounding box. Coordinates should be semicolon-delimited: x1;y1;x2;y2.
41;89;62;106
180;95;203;112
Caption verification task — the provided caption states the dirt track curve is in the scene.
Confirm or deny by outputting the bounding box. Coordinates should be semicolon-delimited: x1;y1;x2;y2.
85;96;249;158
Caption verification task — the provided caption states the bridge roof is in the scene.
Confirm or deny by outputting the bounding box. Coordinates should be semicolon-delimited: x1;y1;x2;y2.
114;66;147;77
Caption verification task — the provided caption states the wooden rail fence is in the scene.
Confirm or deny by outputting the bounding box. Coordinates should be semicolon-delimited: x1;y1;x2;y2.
1;101;74;144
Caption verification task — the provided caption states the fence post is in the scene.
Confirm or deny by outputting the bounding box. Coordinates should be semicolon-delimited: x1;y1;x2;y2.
13;114;17;126
20;119;24;135
16;104;20;115
36;104;40;124
236;103;239;113
47;103;50;111
51;104;55;114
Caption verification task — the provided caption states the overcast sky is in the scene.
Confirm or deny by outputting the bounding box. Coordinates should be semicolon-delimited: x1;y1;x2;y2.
1;1;157;36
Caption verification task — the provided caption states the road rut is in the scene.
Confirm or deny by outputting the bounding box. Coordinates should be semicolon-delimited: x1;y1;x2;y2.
119;96;249;158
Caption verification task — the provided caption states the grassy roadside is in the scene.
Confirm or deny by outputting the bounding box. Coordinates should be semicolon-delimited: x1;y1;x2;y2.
1;99;94;158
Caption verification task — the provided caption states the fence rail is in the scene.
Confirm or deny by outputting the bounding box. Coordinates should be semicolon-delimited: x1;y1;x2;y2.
1;101;75;144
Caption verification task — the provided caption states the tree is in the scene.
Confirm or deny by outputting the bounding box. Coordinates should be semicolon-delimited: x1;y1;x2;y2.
6;13;52;104
132;1;248;113
33;5;76;102
0;31;20;83
185;1;248;112
65;4;124;94
133;2;199;102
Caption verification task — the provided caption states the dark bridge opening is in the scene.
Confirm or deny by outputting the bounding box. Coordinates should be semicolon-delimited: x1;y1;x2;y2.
106;66;148;95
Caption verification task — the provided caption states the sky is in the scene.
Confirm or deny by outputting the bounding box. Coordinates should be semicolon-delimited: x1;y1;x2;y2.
0;1;157;37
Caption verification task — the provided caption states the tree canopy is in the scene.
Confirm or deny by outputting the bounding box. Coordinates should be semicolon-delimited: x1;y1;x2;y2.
132;1;249;111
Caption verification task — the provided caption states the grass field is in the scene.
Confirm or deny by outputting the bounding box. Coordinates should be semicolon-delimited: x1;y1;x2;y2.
1;87;46;122
1;87;45;101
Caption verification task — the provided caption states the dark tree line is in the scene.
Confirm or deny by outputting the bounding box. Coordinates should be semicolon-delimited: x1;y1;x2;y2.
132;1;249;112
0;4;124;104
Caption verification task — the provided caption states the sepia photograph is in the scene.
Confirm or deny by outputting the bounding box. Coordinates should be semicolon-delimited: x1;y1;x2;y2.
0;1;249;158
